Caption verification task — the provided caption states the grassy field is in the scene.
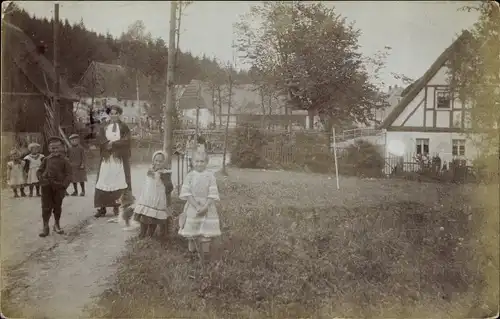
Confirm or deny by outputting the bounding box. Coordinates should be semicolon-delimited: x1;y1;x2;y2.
87;168;498;318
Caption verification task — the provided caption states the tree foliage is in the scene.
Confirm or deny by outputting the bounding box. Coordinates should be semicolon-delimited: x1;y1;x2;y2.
448;1;500;154
3;6;250;88
235;1;388;130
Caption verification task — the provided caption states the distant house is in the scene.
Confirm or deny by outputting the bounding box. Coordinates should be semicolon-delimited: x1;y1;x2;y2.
374;85;404;124
379;31;480;165
1;21;78;152
177;80;309;130
74;61;151;126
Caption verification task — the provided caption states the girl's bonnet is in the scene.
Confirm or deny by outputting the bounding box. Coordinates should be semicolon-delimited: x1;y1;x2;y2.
152;150;172;173
9;149;20;158
28;142;41;152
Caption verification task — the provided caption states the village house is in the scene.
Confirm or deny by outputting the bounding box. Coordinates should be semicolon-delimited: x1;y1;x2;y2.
379;30;480;166
73;61;150;127
1;20;78;153
177;80;311;130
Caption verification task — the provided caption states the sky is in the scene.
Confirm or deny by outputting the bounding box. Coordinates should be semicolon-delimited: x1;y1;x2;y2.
14;1;481;88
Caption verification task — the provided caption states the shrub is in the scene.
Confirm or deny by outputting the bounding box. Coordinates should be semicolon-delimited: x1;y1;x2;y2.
230;124;266;168
339;140;385;177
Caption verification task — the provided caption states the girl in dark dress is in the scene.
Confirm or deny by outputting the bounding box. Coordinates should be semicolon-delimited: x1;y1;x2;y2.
68;134;87;196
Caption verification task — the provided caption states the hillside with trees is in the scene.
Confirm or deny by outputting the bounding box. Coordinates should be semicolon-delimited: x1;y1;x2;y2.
3;4;250;90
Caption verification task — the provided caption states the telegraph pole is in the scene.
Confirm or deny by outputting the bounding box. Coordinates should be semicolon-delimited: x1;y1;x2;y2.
53;2;60;134
163;0;178;167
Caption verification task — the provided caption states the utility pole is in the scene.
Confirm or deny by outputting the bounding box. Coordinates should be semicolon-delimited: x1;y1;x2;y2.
195;82;200;138
53;2;60;135
163;0;178;167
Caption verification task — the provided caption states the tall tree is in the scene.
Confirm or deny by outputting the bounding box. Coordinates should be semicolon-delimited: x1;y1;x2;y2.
235;1;387;132
448;1;500;155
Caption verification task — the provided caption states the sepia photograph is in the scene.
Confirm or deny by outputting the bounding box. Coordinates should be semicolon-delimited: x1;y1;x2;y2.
1;0;499;318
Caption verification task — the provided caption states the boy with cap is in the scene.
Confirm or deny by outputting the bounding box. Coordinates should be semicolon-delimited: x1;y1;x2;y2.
68;133;87;196
37;136;72;237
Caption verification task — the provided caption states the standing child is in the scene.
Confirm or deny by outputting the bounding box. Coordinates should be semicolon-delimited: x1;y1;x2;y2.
133;151;174;238
178;151;221;256
37;136;72;237
6;149;26;198
23;143;44;197
67;134;87;196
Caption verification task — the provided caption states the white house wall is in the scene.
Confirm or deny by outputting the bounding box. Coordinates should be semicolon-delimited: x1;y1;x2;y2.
427;65;449;85
385;131;481;164
392;90;425;126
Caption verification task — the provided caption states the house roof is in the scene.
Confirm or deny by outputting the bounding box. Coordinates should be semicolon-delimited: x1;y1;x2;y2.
2;21;78;101
77;61;151;100
379;31;472;129
178;80;286;115
177;80;207;110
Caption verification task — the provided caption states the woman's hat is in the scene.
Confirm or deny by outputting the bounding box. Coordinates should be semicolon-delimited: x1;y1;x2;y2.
28;142;41;151
69;134;80;140
106;105;123;115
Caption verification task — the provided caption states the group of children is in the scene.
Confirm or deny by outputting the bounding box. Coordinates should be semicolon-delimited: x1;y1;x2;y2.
7;132;222;255
115;149;221;255
6;134;87;199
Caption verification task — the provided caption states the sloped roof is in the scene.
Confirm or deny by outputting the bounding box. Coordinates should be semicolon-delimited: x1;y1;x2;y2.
77;61;151;100
380;31;472;129
2;21;77;101
178;80;286;115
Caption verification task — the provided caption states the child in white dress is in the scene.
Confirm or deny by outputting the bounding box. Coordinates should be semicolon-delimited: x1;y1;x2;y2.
178;151;221;255
133;150;174;238
7;149;26;198
24;143;44;197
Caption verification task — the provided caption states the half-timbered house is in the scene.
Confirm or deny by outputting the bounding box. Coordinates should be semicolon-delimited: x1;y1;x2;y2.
379;31;480;165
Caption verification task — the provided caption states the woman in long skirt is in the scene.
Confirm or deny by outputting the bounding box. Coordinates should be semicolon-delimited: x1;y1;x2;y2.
94;105;132;218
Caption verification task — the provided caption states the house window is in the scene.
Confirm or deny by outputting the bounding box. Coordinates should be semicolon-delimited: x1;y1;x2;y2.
131;101;135;107
416;138;429;155
123;116;128;122
436;90;451;109
131;117;135;123
452;139;466;156
124;100;128;107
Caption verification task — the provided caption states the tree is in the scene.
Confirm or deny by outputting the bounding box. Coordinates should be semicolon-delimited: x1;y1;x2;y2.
221;62;236;176
119;20;152;133
235;1;387;133
76;64;106;139
248;65;283;128
447;1;500;155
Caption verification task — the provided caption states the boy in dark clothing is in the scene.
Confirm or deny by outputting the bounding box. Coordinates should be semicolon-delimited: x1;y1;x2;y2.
37;136;72;237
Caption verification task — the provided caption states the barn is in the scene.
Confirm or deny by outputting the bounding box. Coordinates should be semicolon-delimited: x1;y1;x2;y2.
1;20;78;154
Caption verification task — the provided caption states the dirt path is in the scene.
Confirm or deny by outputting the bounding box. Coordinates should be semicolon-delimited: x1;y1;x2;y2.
1;156;225;318
4;217;135;318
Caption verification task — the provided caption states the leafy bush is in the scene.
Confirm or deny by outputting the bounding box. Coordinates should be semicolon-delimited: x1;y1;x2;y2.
339;140;385;177
230;124;266;168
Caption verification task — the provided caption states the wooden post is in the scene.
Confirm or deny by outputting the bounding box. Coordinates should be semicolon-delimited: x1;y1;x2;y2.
195;83;200;138
53;2;60;133
332;127;340;190
136;72;142;136
163;0;178;167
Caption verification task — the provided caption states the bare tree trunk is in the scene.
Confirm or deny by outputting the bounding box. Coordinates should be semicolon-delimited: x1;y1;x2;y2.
211;87;216;128
260;88;266;128
308;109;315;130
217;86;223;126
222;74;233;175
